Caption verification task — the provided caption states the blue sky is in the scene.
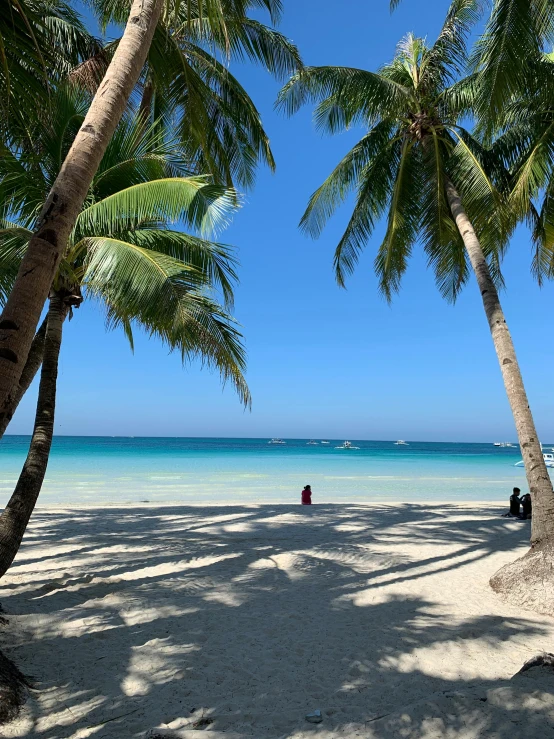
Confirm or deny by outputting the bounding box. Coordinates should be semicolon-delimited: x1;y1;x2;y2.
8;0;554;441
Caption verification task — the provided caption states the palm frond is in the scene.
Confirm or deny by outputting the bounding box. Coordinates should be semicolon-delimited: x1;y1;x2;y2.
509;120;554;219
530;179;554;283
82;235;250;405
471;0;554;133
92;116;194;200
0;142;47;225
89;228;239;307
332;135;405;288
423;0;481;86
374;139;422;301
420;130;468;302
0;0;100;127
441;72;480;120
447;126;512;261
277;66;411;127
0;219;32;304
178;16;301;79
149;26;275;188
300;121;397;239
75;177;239;239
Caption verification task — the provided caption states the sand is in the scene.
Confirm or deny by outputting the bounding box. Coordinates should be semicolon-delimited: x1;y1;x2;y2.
1;502;554;738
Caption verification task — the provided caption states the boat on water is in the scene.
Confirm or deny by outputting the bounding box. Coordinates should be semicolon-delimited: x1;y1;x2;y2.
306;440;318;445
335;440;360;449
321;440;330;444
494;442;516;447
516;453;554;468
268;438;286;445
394;440;409;446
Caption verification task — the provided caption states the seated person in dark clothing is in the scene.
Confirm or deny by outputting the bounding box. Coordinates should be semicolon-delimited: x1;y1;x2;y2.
521;493;532;520
509;487;522;517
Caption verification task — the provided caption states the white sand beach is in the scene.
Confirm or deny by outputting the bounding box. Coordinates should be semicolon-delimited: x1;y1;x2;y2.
1;502;554;738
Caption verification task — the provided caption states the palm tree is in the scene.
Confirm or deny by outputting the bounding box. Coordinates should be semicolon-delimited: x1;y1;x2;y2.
0;0;287;431
0;93;249;577
277;0;554;612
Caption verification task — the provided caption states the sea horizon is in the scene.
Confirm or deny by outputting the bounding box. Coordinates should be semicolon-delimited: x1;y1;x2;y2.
1;435;548;506
3;433;542;443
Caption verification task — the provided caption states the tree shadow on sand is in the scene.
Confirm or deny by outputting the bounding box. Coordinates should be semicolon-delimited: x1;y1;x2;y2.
1;503;553;738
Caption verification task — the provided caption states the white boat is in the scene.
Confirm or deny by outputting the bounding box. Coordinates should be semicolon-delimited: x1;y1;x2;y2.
494;442;515;447
268;438;286;445
516;453;554;468
320;440;330;444
306;440;318;445
335;440;360;449
394;440;409;446
493;442;502;446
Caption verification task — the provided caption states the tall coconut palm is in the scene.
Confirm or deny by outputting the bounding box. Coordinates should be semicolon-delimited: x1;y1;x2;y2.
0;93;249;577
0;0;285;432
277;0;554;612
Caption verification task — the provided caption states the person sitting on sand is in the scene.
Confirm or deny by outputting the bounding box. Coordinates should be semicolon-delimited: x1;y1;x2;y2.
521;493;532;520
508;487;522;517
301;485;312;505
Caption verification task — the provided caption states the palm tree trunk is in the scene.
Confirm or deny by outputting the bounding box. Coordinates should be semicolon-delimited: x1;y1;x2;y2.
446;179;554;542
446;178;554;614
0;318;47;438
0;0;164;435
0;295;66;579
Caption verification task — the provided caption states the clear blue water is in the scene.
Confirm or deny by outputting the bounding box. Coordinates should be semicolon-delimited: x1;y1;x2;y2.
1;436;549;505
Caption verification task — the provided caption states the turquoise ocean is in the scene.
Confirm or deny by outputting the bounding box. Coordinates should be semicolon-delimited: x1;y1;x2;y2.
0;436;549;506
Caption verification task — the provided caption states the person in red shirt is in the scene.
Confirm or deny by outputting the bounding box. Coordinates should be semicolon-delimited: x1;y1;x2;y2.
301;485;312;505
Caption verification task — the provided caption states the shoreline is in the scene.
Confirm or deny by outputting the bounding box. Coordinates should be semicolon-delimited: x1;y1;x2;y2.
16;500;516;509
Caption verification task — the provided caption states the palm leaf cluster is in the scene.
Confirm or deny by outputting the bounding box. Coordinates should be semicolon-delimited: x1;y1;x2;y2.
82;0;302;189
0;87;251;405
456;1;554;284
0;0;101;130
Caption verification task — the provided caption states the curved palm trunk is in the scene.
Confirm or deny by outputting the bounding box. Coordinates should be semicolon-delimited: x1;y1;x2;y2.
445;179;554;548
0;296;66;579
0;0;164;434
0;318;47;438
